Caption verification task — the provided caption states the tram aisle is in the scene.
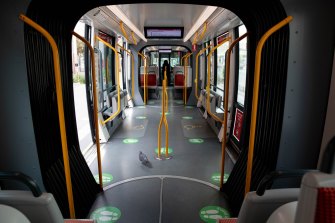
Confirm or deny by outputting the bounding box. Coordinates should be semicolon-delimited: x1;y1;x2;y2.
87;88;235;222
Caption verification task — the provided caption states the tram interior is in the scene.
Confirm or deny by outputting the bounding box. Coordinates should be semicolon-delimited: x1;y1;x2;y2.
1;1;335;223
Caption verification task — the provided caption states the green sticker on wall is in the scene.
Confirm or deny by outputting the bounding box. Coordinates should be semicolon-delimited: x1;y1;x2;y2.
155;147;173;155
136;116;147;119
189;138;204;144
182;116;193;120
199;206;231;222
90;206;121;223
123;138;139;144
94;173;113;185
211;173;230;184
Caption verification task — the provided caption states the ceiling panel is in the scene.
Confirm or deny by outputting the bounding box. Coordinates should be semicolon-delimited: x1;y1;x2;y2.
116;4;207;36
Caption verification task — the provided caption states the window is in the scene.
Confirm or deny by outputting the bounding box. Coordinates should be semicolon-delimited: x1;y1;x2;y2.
237;25;247;106
216;33;229;98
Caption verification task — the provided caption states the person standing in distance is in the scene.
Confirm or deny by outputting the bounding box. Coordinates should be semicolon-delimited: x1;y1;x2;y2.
162;60;171;86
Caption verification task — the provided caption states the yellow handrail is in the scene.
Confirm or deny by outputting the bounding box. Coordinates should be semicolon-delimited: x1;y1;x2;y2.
183;53;192;105
72;32;103;190
131;31;137;45
138;52;147;104
119;21;130;42
197;22;208;43
192;31;199;45
245;16;293;195
95;36;121;124
206;37;231;122
192;22;208;45
157;68;169;159
219;32;249;189
19;14;76;219
117;44;135;100
195;44;213;100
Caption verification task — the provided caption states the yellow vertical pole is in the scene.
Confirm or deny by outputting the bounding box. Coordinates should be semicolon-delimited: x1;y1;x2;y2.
183;53;192;105
72;32;103;190
219;33;249;189
245;16;293;195
19;14;76;218
138;53;147;104
157;69;169;159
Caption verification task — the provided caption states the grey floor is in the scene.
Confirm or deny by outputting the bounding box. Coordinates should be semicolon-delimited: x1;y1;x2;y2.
87;88;234;222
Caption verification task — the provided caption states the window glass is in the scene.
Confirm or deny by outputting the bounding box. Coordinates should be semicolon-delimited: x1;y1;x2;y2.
150;51;159;66
170;51;180;67
237;25;247;106
216;33;229;98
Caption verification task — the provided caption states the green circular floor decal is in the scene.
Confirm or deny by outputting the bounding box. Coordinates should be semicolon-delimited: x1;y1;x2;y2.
199;206;230;222
211;173;230;184
189;138;204;144
123;138;139;144
94;173;113;185
148;101;155;105
135;116;147;119
185;106;194;109
155;147;173;155
90;206;121;223
137;105;146;108
182;116;193;120
176;101;184;104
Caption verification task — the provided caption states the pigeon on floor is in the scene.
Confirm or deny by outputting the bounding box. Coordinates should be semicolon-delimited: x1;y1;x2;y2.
139;151;151;167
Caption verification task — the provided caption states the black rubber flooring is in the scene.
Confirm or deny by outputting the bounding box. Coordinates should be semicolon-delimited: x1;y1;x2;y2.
87;88;234;222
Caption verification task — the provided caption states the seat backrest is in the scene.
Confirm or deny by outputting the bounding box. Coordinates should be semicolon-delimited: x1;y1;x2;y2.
0;204;30;223
294;172;335;223
0;190;64;223
237;188;300;223
0;171;64;223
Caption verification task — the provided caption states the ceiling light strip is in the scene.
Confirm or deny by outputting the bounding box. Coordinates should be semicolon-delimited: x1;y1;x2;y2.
107;5;147;42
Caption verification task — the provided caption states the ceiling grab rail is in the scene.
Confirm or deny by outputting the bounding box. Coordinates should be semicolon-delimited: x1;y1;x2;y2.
117;44;135;101
19;14;76;218
138;52;148;104
245;16;293;195
157;68;170;160
219;32;248;189
195;44;213;101
182;53;193;105
192;22;208;45
206;37;231;122
72;32;103;190
95;36;121;125
119;21;130;42
131;31;137;45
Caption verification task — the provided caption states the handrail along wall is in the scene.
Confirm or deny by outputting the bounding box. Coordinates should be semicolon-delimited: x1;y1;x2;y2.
206;37;230;122
245;16;293;195
117;44;135;100
195;44;213;100
219;33;248;188
72;32;103;190
138;52;148;104
95;36;121;124
19;14;76;218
